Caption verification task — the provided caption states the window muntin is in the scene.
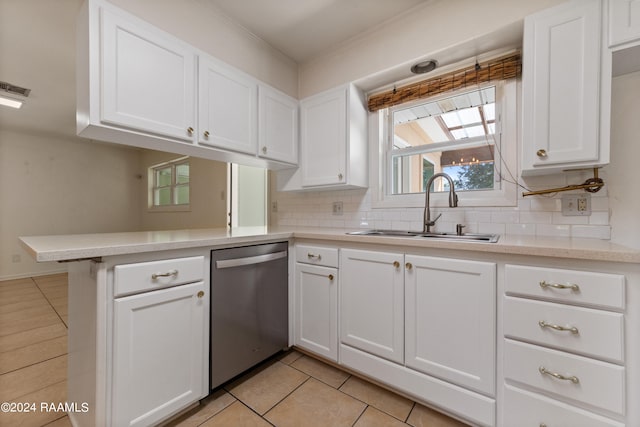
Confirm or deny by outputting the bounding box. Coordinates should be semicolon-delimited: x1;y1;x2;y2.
388;86;498;196
150;157;190;208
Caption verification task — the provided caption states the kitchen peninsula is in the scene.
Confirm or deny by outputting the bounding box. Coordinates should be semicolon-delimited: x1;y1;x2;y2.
21;227;640;426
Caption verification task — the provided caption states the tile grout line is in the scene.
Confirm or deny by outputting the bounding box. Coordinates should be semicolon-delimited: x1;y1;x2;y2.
0;335;67;375
32;277;68;329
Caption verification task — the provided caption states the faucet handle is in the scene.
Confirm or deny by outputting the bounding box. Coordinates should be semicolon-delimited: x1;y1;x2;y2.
456;224;466;236
426;213;442;227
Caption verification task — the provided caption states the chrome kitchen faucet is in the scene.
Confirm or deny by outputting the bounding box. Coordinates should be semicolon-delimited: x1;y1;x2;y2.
423;172;458;233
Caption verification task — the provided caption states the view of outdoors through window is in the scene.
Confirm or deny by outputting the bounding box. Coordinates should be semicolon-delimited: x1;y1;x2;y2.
390;86;497;195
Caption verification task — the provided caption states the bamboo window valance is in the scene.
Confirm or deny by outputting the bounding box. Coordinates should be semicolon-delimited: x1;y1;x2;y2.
367;52;522;112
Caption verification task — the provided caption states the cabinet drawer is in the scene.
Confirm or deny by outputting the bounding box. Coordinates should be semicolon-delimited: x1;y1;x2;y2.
295;245;338;268
504;339;625;416
114;256;205;297
505;264;625;310
504;296;624;363
504;384;624;427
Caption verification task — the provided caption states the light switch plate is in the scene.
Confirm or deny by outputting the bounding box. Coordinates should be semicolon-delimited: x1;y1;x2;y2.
561;193;591;216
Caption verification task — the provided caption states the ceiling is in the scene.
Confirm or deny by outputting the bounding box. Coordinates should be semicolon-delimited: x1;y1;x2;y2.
0;0;432;139
207;0;432;63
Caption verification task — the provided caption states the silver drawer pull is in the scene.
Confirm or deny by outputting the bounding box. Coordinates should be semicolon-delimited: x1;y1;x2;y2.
539;366;580;384
307;253;322;260
539;281;580;292
539;320;579;334
151;269;178;280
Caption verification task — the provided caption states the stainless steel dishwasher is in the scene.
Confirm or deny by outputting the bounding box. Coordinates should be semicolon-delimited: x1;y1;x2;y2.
210;241;288;389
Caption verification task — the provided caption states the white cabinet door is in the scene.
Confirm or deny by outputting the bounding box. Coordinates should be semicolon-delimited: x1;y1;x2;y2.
258;85;298;165
295;263;338;361
609;0;640;46
198;55;258;155
101;6;196;142
340;249;404;364
522;0;609;174
112;282;207;427
300;86;347;186
405;256;496;395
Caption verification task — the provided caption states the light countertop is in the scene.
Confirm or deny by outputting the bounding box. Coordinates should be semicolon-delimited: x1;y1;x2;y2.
20;226;640;264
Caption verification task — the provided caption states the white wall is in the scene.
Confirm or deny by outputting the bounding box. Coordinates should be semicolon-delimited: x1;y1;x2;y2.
0;131;142;279
107;0;299;98
298;0;565;97
139;150;228;231
609;71;640;249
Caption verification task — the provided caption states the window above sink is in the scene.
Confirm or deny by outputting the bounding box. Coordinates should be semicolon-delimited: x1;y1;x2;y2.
371;78;519;209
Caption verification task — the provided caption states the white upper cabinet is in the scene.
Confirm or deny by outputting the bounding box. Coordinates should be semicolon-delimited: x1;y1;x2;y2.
521;0;611;175
79;0;197;142
198;56;258;155
77;0;298;170
609;0;640;47
277;83;367;191
258;85;299;165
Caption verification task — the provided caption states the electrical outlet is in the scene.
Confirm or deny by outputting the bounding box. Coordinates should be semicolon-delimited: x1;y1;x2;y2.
561;193;591;216
332;201;343;215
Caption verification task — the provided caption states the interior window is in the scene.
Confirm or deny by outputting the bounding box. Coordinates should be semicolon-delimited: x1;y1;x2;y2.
389;86;497;195
149;156;190;209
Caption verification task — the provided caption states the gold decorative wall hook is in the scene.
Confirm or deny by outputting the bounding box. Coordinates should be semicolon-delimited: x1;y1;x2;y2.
522;168;604;197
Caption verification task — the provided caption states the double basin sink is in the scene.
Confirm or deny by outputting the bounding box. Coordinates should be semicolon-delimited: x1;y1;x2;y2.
346;229;500;243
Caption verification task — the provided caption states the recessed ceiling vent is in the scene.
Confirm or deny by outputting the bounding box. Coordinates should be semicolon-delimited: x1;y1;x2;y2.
0;81;31;97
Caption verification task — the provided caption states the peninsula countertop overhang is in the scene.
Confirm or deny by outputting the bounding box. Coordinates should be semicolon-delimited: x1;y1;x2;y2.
19;226;640;264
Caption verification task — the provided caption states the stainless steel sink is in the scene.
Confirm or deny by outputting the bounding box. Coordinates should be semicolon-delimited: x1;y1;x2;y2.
346;230;500;243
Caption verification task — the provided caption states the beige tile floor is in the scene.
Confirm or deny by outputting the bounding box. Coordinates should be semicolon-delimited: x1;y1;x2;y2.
1;273;468;427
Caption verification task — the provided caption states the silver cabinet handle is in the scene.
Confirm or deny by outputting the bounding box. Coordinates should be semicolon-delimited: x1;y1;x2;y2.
539;366;579;384
539;320;579;335
540;281;580;292
151;269;178;280
307;253;322;261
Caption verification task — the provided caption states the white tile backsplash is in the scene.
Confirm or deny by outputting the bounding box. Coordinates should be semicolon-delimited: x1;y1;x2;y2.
273;183;612;240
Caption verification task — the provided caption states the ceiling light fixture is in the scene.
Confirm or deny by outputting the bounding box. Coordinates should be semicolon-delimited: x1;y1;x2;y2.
0;95;23;109
411;59;438;74
0;81;31;109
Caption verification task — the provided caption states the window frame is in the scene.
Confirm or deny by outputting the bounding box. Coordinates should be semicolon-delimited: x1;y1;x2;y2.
370;79;518;209
148;156;191;212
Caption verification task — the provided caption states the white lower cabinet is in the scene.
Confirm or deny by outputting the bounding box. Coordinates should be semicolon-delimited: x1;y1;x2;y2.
405;256;496;395
112;282;207;427
502;264;626;426
338;248;496;426
294;261;338;361
340;249;404;363
504;384;624;427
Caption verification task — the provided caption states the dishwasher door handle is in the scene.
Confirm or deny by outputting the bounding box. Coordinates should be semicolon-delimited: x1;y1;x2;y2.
215;250;287;269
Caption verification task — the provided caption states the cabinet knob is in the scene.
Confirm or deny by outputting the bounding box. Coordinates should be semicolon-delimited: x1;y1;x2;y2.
405;262;413;271
204;130;210;138
328;274;334;281
536;149;547;158
187;127;194;136
393;261;400;268
262;146;267;154
197;291;205;298
338;173;344;180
